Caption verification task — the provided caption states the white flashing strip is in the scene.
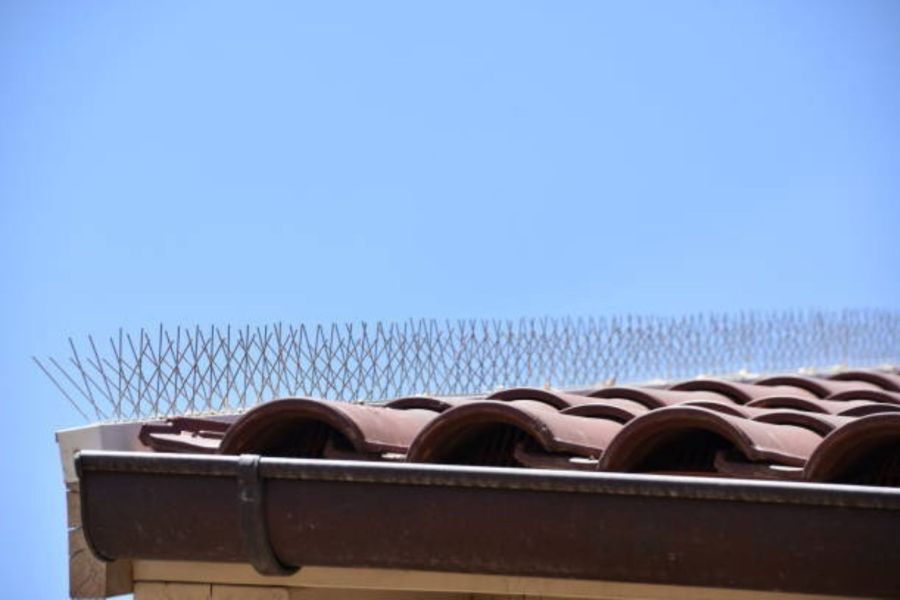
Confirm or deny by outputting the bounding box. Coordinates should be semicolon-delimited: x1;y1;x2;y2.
57;421;154;484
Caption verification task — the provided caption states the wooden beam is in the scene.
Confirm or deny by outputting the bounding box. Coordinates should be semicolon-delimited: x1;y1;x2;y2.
136;582;211;600
133;561;846;600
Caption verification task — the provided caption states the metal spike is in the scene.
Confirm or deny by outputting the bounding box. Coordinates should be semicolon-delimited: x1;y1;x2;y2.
32;310;900;422
32;357;91;421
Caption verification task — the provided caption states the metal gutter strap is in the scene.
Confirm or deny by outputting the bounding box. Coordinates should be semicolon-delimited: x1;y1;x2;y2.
75;450;900;510
236;455;299;576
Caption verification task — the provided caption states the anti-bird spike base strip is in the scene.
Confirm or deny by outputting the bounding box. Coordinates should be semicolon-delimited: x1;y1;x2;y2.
34;309;900;422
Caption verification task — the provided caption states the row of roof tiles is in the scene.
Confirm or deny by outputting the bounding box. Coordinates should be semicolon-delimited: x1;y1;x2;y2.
139;369;900;487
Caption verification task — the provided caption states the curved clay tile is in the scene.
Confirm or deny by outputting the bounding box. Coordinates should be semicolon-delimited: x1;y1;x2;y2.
746;395;900;417
669;378;817;404
750;411;854;437
828;370;900;392
219;398;436;459
587;385;732;408
561;399;649;423
486;387;592;410
826;389;900;404
139;416;235;454
599;406;823;474
680;400;860;433
834;403;900;417
756;375;882;398
499;399;561;413
407;400;622;468
677;400;763;418
804;414;900;486
383;395;480;413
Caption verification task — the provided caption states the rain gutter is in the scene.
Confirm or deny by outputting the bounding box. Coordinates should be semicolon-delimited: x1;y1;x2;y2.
76;451;900;598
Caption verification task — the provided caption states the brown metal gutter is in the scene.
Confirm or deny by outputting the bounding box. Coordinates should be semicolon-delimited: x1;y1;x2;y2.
76;451;900;598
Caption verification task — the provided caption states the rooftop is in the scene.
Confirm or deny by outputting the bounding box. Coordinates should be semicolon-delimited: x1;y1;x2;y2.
66;367;900;599
139;369;900;485
50;311;900;599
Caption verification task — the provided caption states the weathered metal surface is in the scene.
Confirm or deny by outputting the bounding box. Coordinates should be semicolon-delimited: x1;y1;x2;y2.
77;451;900;597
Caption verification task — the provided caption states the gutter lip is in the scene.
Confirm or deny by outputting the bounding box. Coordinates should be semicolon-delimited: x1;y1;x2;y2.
75;450;900;510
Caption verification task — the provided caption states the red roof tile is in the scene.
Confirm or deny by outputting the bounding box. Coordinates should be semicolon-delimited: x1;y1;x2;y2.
486;387;594;409
828;369;900;392
136;369;900;487
383;395;481;412
746;394;900;416
755;375;883;397
587;385;731;408
750;410;854;436
677;399;765;418
669;378;818;403
406;400;620;468
804;413;900;486
218;398;436;459
598;405;823;473
560;399;649;422
139;416;236;453
827;388;900;403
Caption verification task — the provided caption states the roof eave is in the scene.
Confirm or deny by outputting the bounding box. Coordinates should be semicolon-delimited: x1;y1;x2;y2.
76;451;900;598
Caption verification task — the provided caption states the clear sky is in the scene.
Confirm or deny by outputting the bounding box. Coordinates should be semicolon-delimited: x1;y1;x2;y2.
2;1;899;596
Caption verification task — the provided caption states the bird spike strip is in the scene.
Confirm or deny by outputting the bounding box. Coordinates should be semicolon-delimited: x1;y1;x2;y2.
34;309;899;421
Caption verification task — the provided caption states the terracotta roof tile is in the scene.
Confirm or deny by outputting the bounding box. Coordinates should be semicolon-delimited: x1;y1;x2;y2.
826;388;900;404
755;375;883;397
136;368;900;487
560;399;649;422
218;397;436;459
750;410;854;436
746;394;900;416
382;395;480;412
669;378;818;403
598;406;823;474
677;399;761;418
804;413;900;486
827;369;900;392
587;385;732;408
406;400;620;468
139;416;235;453
486;387;594;409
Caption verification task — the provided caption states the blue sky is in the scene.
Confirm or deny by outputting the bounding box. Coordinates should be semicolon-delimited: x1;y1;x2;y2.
1;1;898;596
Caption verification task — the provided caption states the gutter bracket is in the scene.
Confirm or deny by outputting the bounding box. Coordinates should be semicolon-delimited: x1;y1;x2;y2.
237;454;299;576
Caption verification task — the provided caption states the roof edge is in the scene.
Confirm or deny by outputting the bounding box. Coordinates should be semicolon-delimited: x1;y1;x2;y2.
77;451;900;598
